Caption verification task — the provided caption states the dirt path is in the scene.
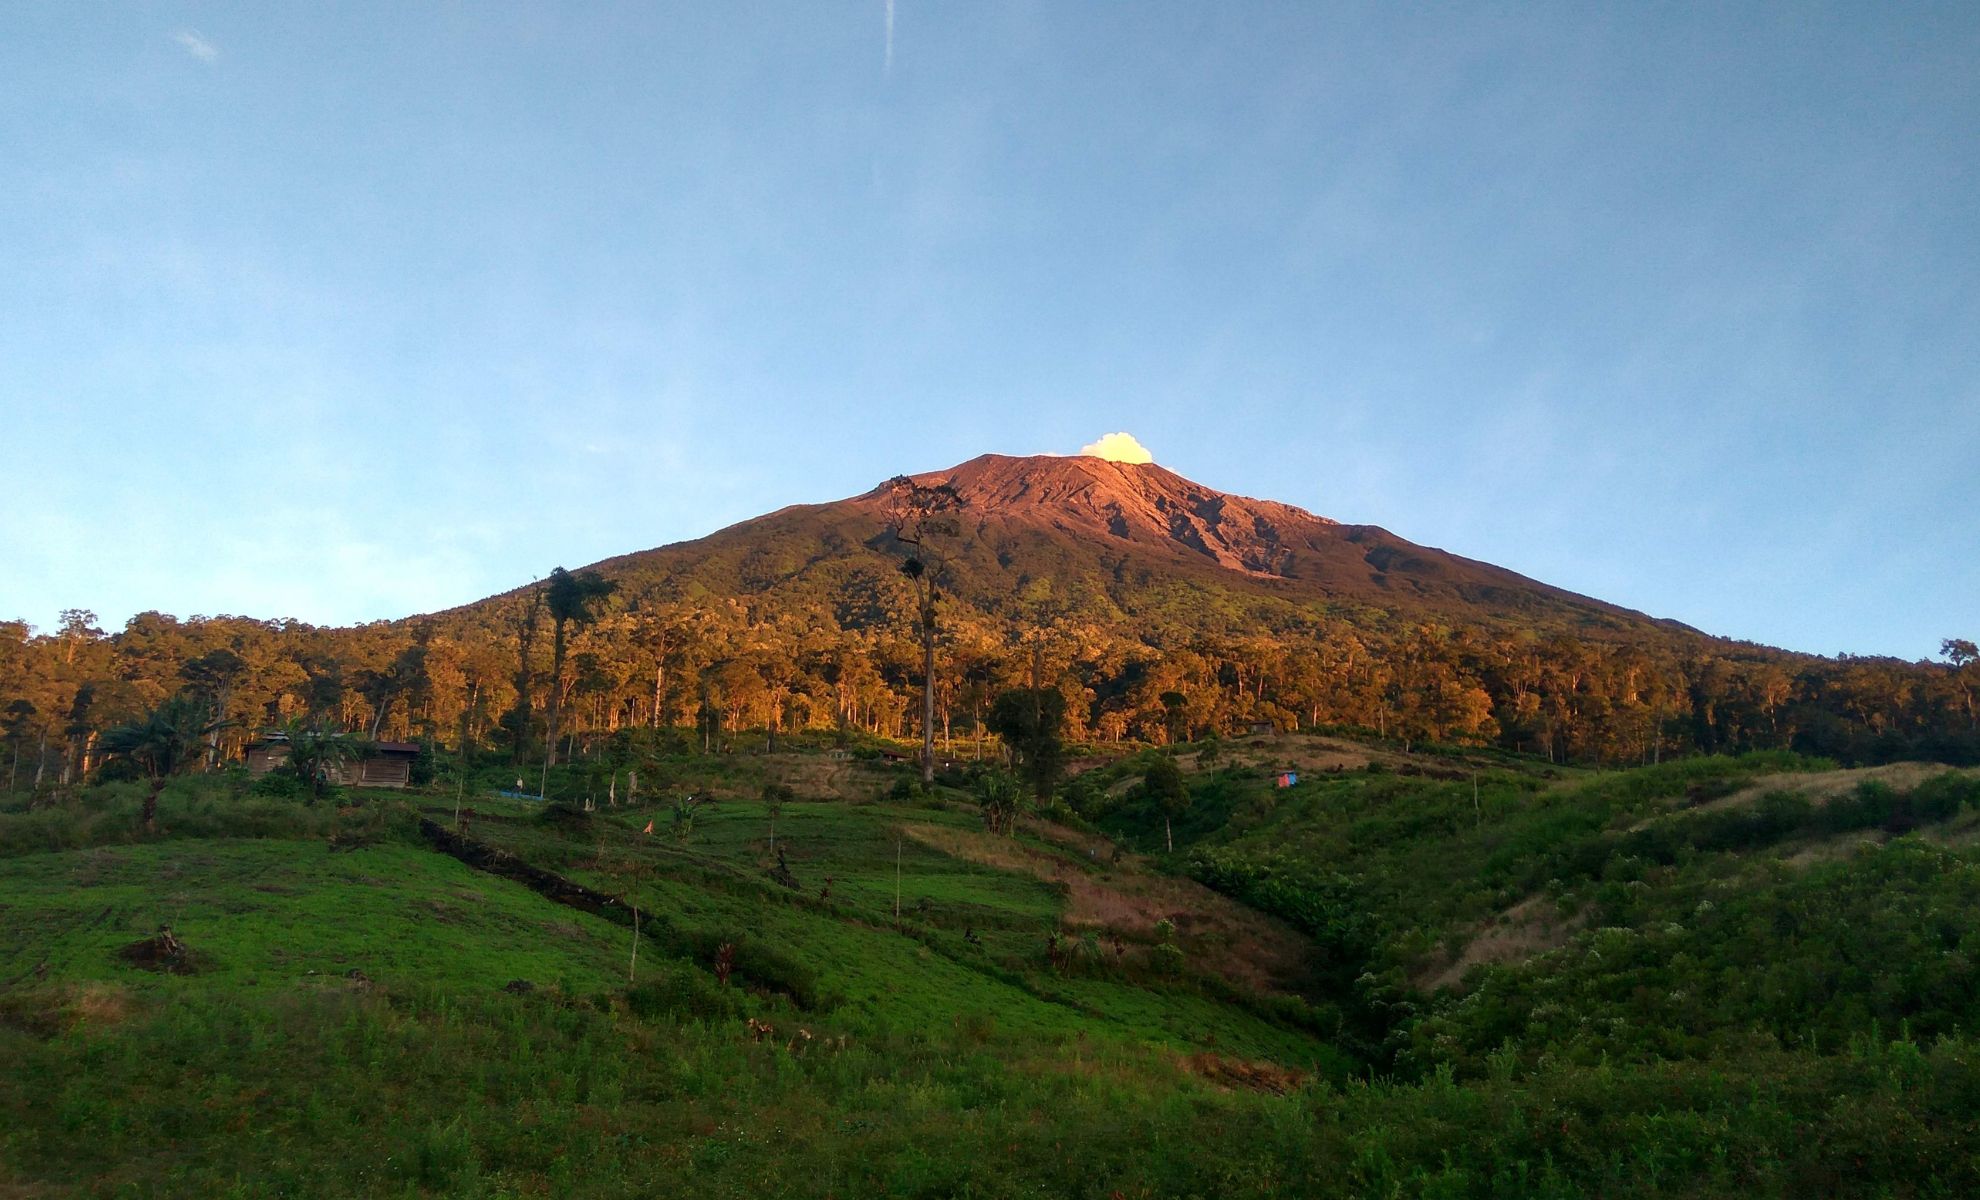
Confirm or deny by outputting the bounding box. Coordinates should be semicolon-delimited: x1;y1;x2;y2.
418;818;634;928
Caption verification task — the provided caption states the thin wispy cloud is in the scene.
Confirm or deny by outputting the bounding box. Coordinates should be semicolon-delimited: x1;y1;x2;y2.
172;29;219;63
883;0;895;76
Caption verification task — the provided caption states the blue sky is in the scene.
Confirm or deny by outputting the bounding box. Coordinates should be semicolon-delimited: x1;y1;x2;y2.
2;2;1974;659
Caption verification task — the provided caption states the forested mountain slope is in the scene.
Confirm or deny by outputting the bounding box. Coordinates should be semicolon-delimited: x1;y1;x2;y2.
3;454;1974;784
560;453;1675;635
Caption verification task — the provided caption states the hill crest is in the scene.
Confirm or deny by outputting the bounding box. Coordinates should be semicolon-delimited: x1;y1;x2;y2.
536;450;1680;638
877;453;1338;580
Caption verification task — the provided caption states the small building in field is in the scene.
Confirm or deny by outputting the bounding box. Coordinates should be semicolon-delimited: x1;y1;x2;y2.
1247;721;1278;737
349;742;420;787
243;735;420;789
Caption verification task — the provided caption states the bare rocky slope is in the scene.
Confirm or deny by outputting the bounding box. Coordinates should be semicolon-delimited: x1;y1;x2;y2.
534;453;1688;638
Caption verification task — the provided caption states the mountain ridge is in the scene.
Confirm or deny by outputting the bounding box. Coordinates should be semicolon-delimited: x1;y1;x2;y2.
541;451;1689;640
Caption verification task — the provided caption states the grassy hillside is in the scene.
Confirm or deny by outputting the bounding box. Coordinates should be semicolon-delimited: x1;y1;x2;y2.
6;743;1980;1196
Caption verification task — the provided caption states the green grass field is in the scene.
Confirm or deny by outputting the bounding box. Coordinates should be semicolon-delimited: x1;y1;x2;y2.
6;745;1980;1196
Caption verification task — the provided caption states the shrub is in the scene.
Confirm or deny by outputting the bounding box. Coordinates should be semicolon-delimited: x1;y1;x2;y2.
975;771;1023;836
1817;781;1897;835
1755;789;1814;838
626;965;739;1022
679;928;826;1011
1909;773;1980;823
250;771;306;799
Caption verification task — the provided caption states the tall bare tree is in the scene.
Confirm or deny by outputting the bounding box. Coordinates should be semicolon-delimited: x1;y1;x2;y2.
881;476;964;786
544;567;617;767
508;585;545;766
179;648;246;768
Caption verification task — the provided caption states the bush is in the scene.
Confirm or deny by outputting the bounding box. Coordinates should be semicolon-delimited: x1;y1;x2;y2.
1908;773;1980;823
250;770;306;799
678;928;827;1011
626;965;740;1022
1817;781;1897;835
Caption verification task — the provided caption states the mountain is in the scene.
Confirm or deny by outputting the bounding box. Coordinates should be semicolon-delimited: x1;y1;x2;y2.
555;452;1681;639
401;450;1965;766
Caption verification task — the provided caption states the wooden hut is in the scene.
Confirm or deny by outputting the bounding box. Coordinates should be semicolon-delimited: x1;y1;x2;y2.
243;735;420;789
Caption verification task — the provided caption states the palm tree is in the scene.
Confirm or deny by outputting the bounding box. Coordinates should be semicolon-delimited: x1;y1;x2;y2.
278;720;366;804
99;695;225;830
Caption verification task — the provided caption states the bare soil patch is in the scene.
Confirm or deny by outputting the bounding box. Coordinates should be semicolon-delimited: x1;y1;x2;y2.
760;754;898;801
0;983;136;1039
901;822;1314;993
1417;896;1586;992
1620;763;1964;834
1696;763;1953;816
117;927;207;975
1181;1050;1308;1095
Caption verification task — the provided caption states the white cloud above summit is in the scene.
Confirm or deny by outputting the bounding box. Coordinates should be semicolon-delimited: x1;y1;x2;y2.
1078;432;1154;464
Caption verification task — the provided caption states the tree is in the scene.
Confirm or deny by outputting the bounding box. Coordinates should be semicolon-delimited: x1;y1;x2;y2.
986;687;1066;801
57;608;102;665
1196;735;1222;767
179;648;246;768
1944;639;1978;731
2;699;36;791
544;567;617;767
278;720;366;804
762;782;793;853
1159;690;1189;745
62;683;97;785
881;476;964;786
353;641;428;741
99;695;225;830
974;769;1023;836
1143;754;1188;853
508;585;545;765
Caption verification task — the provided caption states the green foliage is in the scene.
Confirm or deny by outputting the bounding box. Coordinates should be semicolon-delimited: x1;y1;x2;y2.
974;770;1023;836
625;962;743;1022
0;779;403;858
1196;735;1222;766
1142;754;1189;818
986;688;1067;799
98;693;223;792
249;768;307;799
1057;770;1101;816
675;926;826;1010
1414;840;1980;1075
276;720;367;802
1188;850;1378;988
9;744;1980;1196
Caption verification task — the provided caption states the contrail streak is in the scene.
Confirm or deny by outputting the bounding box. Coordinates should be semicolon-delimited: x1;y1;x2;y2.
884;0;895;75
